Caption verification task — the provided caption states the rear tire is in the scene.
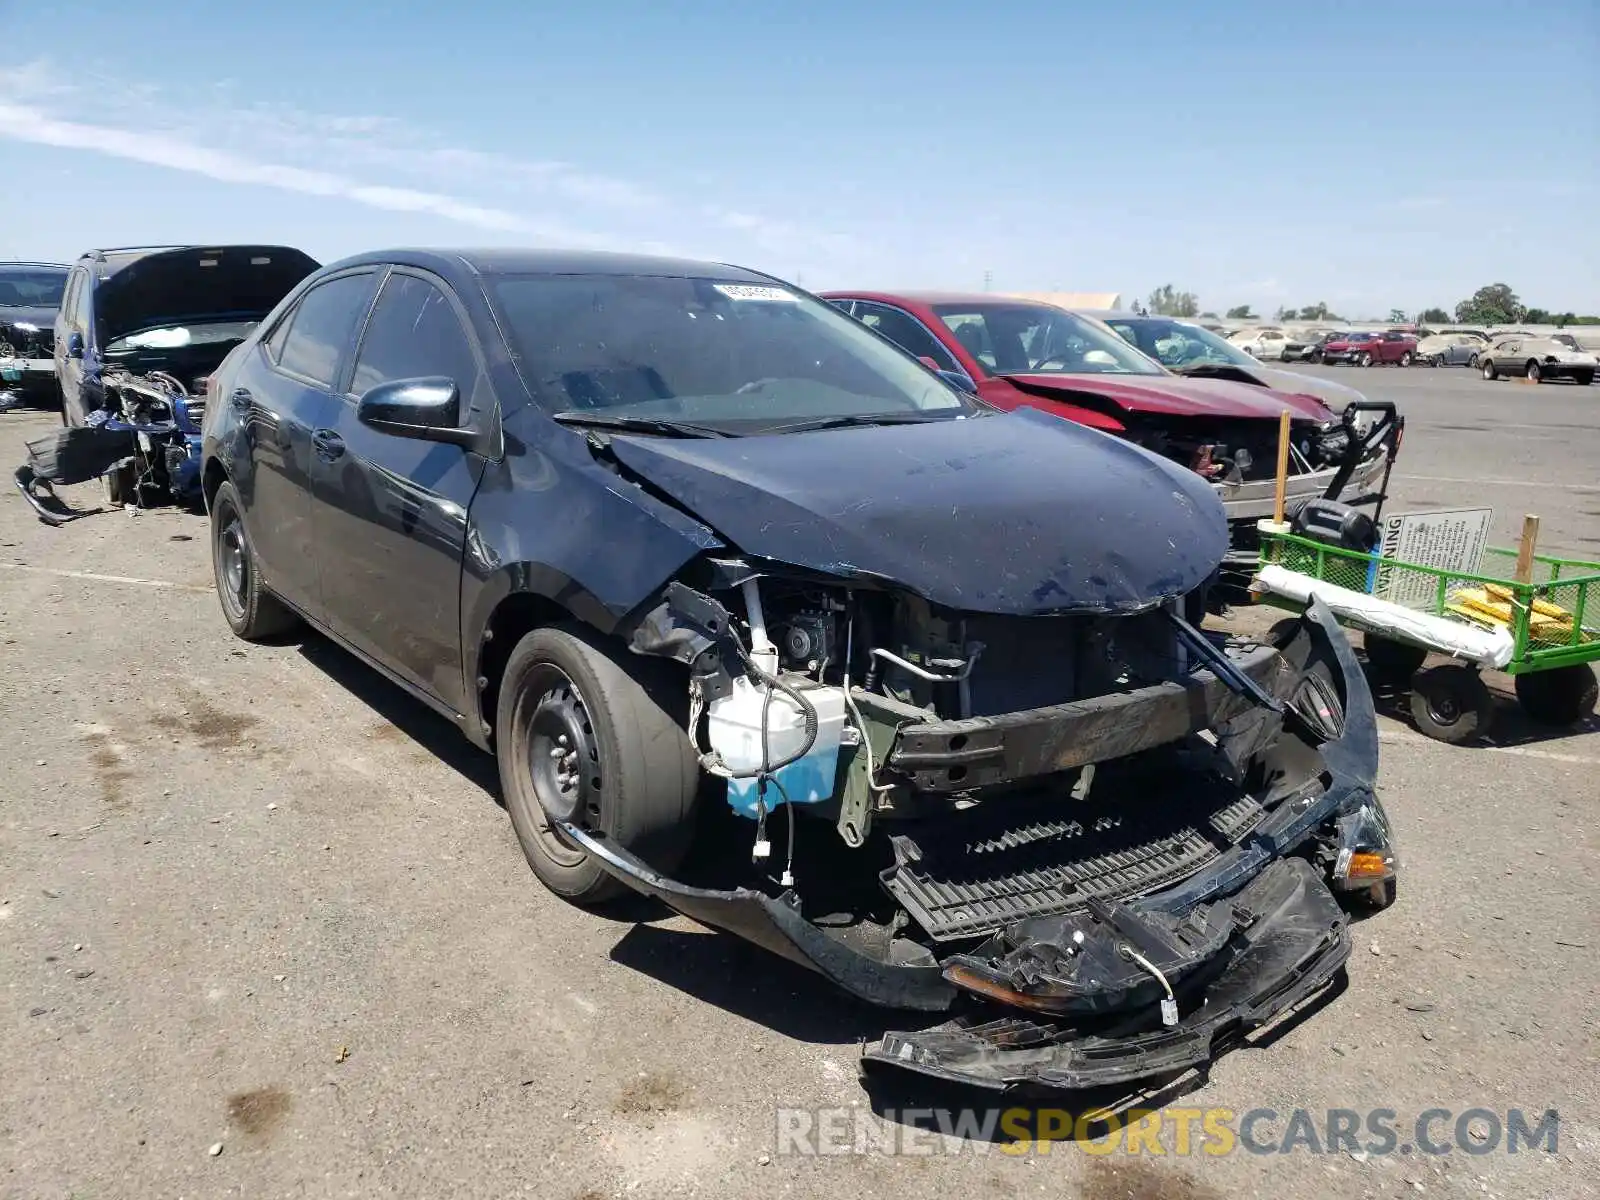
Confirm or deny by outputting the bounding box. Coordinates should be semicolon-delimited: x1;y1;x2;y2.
1515;666;1598;726
1409;665;1493;744
1399;351;1413;367
1359;352;1374;367
1481;357;1498;380
1574;369;1594;386
496;624;699;906
210;480;298;640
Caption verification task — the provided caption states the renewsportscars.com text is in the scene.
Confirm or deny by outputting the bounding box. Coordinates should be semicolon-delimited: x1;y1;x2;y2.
774;1106;1560;1158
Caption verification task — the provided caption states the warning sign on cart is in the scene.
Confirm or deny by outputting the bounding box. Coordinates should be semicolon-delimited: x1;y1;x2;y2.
1372;507;1494;606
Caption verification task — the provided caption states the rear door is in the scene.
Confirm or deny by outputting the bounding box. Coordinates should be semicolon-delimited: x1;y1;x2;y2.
235;269;379;618
310;269;492;712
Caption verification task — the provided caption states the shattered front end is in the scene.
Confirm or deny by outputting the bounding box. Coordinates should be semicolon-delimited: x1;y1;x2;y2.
565;564;1390;1091
552;408;1393;1093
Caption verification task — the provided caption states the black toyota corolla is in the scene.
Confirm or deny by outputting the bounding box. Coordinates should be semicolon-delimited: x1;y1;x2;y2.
202;249;1397;1091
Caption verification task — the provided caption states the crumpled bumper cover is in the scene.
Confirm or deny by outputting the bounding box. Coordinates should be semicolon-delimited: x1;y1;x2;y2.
569;599;1380;1090
861;855;1350;1091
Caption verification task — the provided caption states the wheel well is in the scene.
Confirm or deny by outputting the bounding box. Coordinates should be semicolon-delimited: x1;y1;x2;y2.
202;457;229;510
476;593;575;743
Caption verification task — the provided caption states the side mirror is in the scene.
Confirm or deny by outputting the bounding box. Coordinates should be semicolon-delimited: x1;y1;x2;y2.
356;377;476;447
67;332;84;359
935;368;978;394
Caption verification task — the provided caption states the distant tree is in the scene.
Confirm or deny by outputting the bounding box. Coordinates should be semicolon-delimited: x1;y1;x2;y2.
1454;283;1526;326
1147;284;1200;318
1388;308;1408;324
1418;307;1450;324
1273;305;1291;321
1524;308;1552;325
1225;304;1256;320
1295;301;1333;321
1199;311;1219;319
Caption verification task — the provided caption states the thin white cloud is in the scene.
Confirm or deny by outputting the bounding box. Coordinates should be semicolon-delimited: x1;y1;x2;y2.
0;58;857;275
0;100;598;239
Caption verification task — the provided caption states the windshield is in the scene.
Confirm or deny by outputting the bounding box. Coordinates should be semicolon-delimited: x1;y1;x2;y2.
0;268;67;307
488;274;969;432
931;303;1163;376
1552;334;1580;350
1105;317;1257;370
1347;332;1377;343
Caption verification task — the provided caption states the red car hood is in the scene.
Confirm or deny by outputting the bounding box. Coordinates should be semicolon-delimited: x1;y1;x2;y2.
1002;373;1336;422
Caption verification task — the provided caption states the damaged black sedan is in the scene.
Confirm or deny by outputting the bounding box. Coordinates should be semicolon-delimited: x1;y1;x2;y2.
202;249;1398;1092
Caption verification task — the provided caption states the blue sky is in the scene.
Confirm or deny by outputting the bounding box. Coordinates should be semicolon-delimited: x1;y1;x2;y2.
1;0;1595;316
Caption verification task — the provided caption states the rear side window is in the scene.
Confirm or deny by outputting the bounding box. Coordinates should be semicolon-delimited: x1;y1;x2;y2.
275;273;375;388
852;302;959;371
349;274;479;405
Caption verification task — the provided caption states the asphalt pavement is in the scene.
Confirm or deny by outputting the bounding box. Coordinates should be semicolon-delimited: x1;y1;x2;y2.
1;363;1596;1200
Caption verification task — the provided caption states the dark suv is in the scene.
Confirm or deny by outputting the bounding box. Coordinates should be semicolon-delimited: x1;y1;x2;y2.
53;245;319;426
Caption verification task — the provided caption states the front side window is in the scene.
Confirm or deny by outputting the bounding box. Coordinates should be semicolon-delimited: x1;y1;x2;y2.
487;274;969;432
932;304;1164;376
275;273;375;388
350;274;479;405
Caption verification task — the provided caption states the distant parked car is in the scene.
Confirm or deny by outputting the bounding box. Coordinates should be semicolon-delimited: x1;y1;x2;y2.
0;262;69;408
1226;327;1298;360
1321;331;1417;367
1415;332;1485;367
1478;335;1596;385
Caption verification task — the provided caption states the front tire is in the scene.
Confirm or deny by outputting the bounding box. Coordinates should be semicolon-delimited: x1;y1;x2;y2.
497;624;699;905
1359;351;1374;368
210;480;298;640
1399;351;1413;367
1526;360;1543;384
1574;369;1595;387
1481;357;1498;380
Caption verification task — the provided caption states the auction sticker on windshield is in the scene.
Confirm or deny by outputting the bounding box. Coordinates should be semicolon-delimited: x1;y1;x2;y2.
714;284;799;302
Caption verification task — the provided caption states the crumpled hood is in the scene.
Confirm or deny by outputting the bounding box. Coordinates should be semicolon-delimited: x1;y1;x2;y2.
1002;372;1335;422
608;407;1228;616
1177;362;1366;413
96;245;320;343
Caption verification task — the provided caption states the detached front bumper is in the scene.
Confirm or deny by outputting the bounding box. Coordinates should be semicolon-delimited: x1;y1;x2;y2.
863;855;1349;1090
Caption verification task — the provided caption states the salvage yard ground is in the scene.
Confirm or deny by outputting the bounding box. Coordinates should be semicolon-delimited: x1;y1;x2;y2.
2;365;1597;1200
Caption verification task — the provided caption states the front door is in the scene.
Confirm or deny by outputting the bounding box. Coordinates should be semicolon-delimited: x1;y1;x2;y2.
310;269;490;713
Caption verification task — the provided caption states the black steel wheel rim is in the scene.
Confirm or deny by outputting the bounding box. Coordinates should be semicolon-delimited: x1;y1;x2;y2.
218;511;247;616
1426;688;1461;724
522;665;603;857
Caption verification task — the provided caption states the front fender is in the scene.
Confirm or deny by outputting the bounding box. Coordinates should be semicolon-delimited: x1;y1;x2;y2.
459;437;724;739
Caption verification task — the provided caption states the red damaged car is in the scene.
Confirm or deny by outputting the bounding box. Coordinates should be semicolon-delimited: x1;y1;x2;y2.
1320;330;1417;367
822;292;1401;571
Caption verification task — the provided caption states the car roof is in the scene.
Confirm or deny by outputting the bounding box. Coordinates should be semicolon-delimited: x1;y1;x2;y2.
820;289;1060;308
323;247;777;283
0;261;70;271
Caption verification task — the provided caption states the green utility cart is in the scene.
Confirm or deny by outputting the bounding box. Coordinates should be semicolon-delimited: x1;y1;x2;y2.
1256;529;1600;744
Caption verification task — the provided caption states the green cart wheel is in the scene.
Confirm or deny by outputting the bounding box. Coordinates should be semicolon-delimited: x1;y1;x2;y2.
1410;664;1494;744
1515;665;1599;727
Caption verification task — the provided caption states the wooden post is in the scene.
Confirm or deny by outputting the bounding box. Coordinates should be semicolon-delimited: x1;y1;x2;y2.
1271;409;1292;525
1513;515;1540;584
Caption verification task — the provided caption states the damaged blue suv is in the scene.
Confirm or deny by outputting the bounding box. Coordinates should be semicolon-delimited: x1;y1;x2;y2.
202;249;1397;1092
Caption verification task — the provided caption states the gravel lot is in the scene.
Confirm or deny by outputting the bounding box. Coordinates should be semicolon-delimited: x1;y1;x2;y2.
2;364;1596;1200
